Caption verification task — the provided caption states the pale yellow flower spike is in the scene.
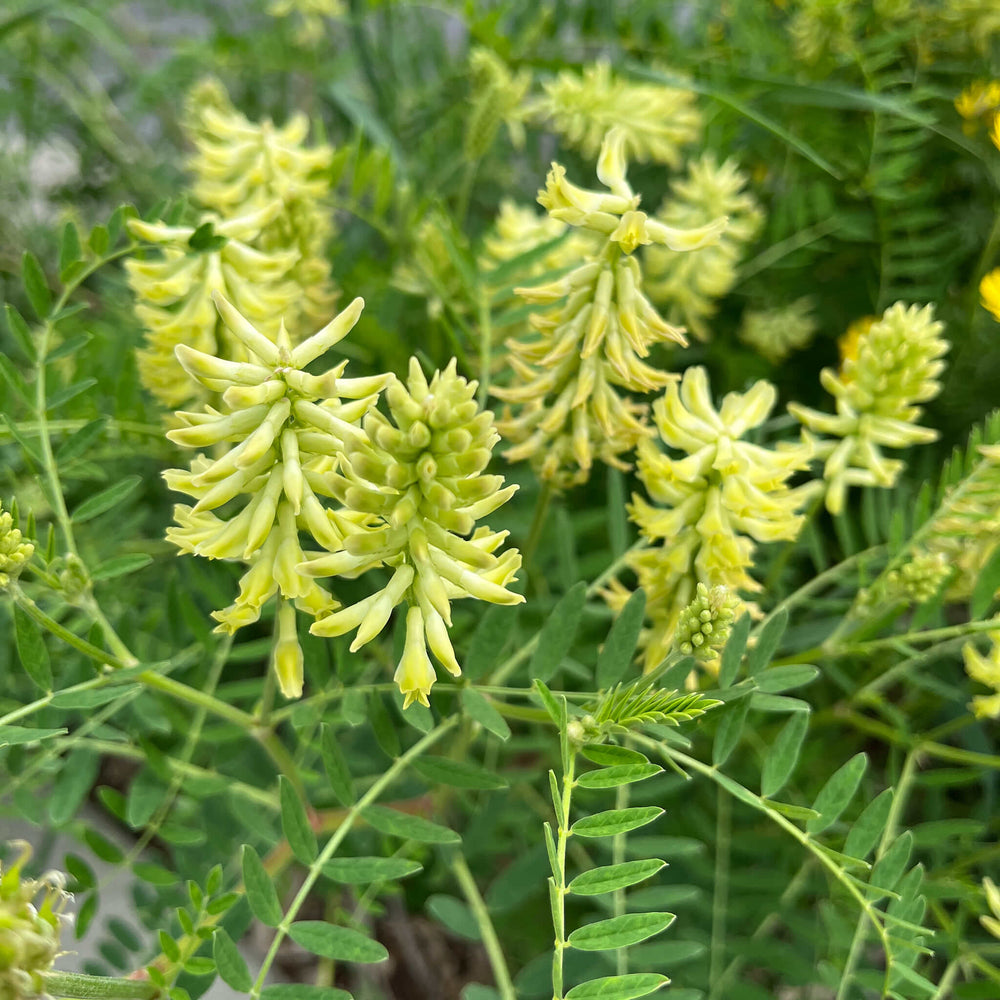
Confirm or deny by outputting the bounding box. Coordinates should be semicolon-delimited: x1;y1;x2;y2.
789;302;948;514
531;61;702;167
615;366;814;670
645;154;765;340
496;129;728;486
0;500;33;590
183;77;337;333
301;358;523;709
127;205;300;408
164;294;387;699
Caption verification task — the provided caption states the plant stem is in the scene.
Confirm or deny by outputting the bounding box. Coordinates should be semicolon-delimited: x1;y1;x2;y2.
249;717;458;998
42;972;159;1000
550;752;576;1000
451;851;516;1000
708;782;731;993
523;480;555;572
612;779;629;977
477;284;493;410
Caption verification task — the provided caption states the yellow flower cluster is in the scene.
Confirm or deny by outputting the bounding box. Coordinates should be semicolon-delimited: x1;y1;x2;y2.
0;844;69;1000
789;303;948;514
645;155;764;340
127;205;300;408
129;79;336;409
613;367;814;670
164;294;385;697
0;501;33;590
300;358;523;708
955;80;1000;134
963;631;1000;720
184;78;337;332
981;269;1000;323
164;295;520;706
529;61;701;167
738;297;818;365
496;130;727;486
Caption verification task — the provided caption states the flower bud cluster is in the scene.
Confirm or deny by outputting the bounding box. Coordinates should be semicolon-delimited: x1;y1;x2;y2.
955;80;1000;135
674;583;740;661
644;155;764;340
126;205;300;408
0;502;33;591
184;77;337;333
856;549;951;613
300;358;523;708
0;844;70;1000
496;130;727;486
528;61;701;167
789;302;949;514
610;366;814;670
963;631;1000;721
464;48;532;160
738;297;818;365
164;293;385;697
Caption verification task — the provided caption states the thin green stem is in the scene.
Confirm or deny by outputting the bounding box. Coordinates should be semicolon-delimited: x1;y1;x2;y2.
477;285;493;410
451;852;516;1000
832;615;1000;657
709;783;731;993
42;972;159;1000
612;779;629;977
249;718;458;999
550;753;576;1000
523;480;555;572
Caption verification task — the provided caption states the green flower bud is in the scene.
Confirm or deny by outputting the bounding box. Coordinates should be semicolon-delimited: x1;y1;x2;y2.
674;583;739;660
0;844;70;1000
0;503;33;591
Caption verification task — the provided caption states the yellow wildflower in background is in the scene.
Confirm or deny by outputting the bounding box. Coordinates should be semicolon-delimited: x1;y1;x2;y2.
645;154;764;340
529;61;701;167
0;501;33;590
738;297;818;365
164;294;387;698
789;303;948;514
300;359;523;708
955;80;1000;134
127;205;300;408
267;0;344;45
183;77;337;331
613;366;814;670
981;268;1000;322
963;631;1000;720
496;129;727;486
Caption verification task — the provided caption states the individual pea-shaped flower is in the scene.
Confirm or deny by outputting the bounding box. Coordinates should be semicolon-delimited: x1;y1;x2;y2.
127;204;300;408
0;502;33;590
789;303;948;514
300;358;524;708
164;293;387;697
611;366;814;670
674;583;740;660
0;843;71;1000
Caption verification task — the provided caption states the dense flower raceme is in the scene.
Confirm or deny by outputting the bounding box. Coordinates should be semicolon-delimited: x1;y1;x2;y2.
789;302;948;515
0;844;70;1000
609;366;814;670
739;297;818;365
163;293;386;698
183;77;337;332
0;501;33;590
674;582;740;661
127;205;300;408
496;129;727;486
856;548;951;615
644;154;764;340
528;61;701;167
299;359;523;708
